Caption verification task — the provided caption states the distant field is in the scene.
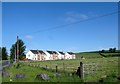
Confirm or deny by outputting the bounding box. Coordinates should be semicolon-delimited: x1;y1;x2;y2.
75;52;103;59
75;51;120;59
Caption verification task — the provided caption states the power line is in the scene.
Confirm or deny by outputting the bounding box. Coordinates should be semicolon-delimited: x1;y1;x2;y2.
22;11;119;36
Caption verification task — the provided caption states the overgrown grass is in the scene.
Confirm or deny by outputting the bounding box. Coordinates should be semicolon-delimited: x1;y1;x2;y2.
2;62;83;82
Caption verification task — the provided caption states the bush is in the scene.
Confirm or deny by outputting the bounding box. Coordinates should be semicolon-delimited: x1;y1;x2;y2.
14;63;21;69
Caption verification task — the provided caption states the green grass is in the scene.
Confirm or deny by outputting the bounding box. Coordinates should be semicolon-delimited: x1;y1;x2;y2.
2;52;119;82
2;62;83;82
0;76;2;83
0;60;2;63
75;52;103;59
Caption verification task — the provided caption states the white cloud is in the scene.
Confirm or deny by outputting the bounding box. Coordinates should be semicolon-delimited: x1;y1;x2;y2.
25;35;33;39
64;11;98;23
65;17;77;23
64;11;89;23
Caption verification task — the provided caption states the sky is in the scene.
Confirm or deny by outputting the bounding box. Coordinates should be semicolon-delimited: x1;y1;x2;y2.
2;2;118;54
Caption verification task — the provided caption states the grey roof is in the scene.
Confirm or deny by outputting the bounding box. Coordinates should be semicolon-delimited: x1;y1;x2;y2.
52;51;58;54
47;51;53;54
47;51;58;54
67;52;74;55
58;51;65;55
30;50;45;54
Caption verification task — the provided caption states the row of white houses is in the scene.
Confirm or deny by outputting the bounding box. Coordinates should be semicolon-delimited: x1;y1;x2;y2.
26;50;76;61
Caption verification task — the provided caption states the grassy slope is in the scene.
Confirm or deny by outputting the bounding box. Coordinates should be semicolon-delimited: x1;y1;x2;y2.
2;62;82;82
2;57;118;82
75;52;103;59
2;51;119;82
75;50;120;59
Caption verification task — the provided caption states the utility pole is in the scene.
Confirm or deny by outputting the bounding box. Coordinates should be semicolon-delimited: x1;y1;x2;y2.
17;36;19;63
15;45;16;63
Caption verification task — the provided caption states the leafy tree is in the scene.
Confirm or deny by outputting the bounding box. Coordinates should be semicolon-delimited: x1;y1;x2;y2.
10;44;16;60
10;39;26;60
109;48;113;52
101;49;105;53
0;47;2;60
112;48;116;52
2;47;8;60
109;48;116;53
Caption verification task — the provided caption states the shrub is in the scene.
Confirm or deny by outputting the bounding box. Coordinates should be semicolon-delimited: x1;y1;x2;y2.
14;63;21;69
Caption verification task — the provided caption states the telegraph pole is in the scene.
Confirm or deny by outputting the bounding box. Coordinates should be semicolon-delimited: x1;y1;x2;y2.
15;46;16;63
17;36;19;62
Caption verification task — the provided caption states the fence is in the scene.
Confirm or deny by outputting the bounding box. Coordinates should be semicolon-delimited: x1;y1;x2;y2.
26;60;118;80
27;61;100;79
84;62;98;75
27;62;77;73
79;61;118;80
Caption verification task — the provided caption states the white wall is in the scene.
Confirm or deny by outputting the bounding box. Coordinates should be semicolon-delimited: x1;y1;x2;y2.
65;53;73;59
26;50;76;61
43;51;51;60
56;51;61;60
26;51;37;60
72;54;76;59
56;51;65;60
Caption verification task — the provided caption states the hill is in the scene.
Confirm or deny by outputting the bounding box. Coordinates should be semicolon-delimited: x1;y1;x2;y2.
75;50;120;59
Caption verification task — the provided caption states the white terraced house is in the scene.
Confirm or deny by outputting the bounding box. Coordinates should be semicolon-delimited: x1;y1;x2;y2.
46;51;59;60
65;52;76;59
56;51;65;60
26;50;46;61
26;50;76;61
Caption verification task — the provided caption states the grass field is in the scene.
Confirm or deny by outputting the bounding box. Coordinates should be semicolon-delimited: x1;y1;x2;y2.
2;52;119;82
75;52;103;59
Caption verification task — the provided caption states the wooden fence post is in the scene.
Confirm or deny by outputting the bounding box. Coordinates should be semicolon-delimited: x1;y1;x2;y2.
80;62;84;79
56;65;58;73
63;63;65;72
46;65;47;69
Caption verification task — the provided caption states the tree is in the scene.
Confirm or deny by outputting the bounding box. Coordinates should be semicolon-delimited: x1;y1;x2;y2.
0;47;2;60
109;48;116;53
10;39;26;60
112;48;116;52
10;44;16;60
101;49;105;53
2;47;8;60
109;48;113;52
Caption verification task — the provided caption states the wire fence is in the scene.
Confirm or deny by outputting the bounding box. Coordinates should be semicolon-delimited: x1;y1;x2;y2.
25;59;118;79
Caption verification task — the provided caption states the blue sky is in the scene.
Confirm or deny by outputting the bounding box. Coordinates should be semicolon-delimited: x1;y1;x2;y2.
2;2;118;53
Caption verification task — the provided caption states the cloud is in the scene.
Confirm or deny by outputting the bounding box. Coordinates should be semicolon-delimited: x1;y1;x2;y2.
63;11;98;23
64;11;89;23
65;17;77;23
25;35;33;39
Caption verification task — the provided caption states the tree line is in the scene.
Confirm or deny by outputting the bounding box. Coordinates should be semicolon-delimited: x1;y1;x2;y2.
0;38;26;60
100;48;117;53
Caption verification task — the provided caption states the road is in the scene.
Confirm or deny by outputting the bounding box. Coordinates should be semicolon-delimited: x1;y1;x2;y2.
2;60;10;68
